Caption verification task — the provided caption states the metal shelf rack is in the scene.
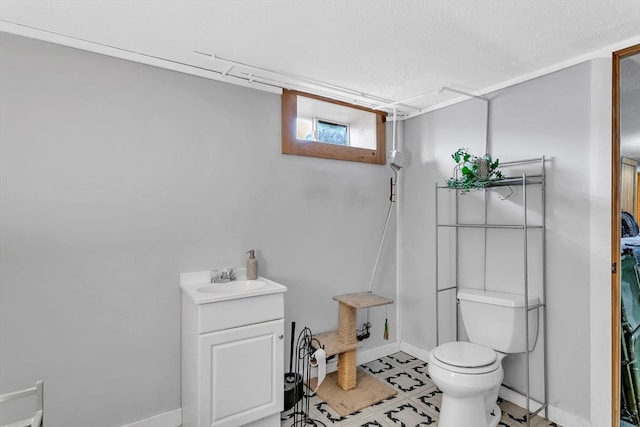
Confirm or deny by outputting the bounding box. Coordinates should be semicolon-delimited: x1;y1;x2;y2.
434;157;547;426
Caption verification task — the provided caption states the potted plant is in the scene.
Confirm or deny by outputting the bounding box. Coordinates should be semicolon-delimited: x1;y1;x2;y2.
446;148;504;192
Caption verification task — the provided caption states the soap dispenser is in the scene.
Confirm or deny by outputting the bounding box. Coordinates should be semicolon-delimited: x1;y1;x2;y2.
246;250;258;280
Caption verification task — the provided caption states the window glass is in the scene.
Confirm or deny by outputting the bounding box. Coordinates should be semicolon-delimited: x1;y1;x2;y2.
317;120;348;146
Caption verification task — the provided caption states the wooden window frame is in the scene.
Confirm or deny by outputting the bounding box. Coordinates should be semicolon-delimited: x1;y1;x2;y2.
281;89;387;165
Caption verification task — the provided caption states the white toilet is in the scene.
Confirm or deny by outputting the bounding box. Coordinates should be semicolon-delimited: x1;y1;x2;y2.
428;288;539;427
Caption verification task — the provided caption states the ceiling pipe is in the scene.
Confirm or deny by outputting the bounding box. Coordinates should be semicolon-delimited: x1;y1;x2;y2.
441;86;489;101
374;89;443;111
198;53;491;118
209;53;422;114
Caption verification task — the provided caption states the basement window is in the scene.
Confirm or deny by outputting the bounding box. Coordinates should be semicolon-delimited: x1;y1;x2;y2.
297;117;349;146
282;89;387;164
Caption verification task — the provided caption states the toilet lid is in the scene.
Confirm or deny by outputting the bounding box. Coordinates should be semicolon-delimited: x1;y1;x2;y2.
432;342;497;369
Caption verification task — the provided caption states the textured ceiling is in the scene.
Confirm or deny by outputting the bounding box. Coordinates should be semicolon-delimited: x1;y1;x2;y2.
1;0;639;115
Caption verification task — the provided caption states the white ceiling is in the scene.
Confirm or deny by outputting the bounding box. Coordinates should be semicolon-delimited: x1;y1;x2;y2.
1;0;639;116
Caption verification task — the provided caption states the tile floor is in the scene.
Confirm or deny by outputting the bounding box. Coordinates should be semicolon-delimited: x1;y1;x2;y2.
280;352;559;427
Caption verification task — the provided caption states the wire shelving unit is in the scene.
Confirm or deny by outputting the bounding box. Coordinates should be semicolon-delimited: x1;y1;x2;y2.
434;156;548;426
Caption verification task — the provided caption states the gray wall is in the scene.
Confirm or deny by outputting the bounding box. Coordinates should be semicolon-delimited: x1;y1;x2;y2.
400;60;610;421
0;33;397;427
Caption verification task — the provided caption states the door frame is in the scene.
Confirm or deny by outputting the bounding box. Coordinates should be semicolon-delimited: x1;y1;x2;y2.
612;43;640;427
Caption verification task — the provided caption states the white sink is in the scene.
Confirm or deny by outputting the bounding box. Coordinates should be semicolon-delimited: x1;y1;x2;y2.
180;271;287;304
197;280;267;294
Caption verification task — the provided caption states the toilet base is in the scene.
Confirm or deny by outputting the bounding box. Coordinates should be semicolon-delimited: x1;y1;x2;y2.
488;403;501;427
439;397;501;427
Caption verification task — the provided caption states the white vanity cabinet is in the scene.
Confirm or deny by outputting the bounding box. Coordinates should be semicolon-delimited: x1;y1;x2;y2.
181;274;287;427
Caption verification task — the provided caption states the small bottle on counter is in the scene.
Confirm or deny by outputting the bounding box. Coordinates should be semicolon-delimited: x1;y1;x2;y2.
246;249;258;280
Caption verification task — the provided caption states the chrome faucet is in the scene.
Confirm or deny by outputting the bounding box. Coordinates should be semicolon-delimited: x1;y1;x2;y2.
210;268;237;283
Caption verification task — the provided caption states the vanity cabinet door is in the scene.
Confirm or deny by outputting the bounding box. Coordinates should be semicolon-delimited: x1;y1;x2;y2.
198;319;284;427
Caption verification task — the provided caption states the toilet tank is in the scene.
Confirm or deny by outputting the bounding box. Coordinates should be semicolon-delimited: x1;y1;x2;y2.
457;288;539;353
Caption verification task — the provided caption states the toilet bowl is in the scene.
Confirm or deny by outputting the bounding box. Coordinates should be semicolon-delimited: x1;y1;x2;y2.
428;341;505;427
428;288;539;427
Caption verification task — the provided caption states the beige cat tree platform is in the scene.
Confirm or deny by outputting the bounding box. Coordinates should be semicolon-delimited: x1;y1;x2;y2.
310;291;396;416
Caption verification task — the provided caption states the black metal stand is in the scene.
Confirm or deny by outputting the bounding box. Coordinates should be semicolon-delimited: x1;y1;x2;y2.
289;327;326;427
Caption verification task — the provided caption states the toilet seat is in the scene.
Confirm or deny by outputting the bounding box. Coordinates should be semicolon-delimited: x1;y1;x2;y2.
431;342;500;374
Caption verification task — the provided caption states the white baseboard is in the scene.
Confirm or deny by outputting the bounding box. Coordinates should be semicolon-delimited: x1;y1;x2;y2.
120;408;182;427
498;386;591;427
357;341;402;365
399;341;431;363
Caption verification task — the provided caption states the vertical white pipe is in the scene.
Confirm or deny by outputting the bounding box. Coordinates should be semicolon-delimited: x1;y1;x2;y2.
392;107;398;152
396;120;404;344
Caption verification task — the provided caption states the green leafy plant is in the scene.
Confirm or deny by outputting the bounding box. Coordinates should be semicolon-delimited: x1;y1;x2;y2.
446;148;504;192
